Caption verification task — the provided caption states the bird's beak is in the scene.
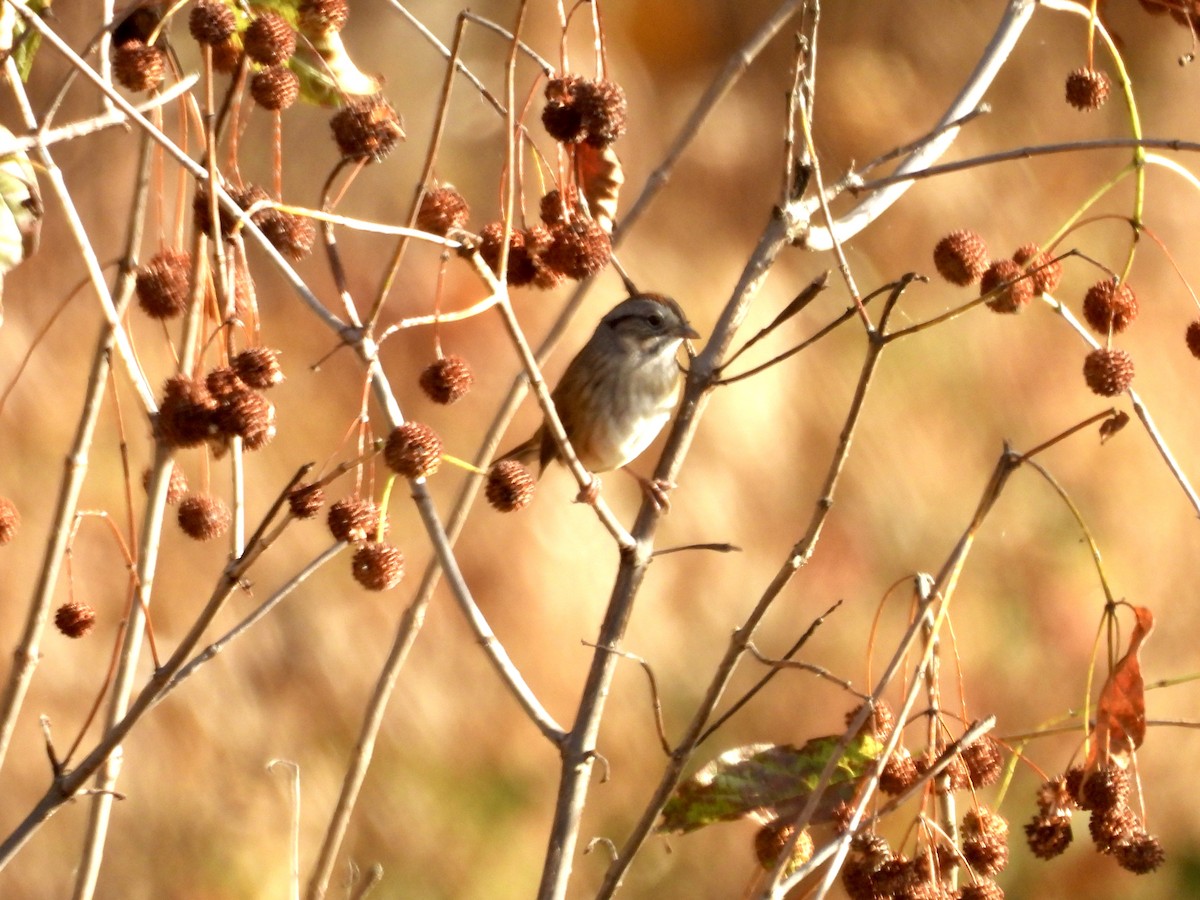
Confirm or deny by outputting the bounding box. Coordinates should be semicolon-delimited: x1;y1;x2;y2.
678;322;700;340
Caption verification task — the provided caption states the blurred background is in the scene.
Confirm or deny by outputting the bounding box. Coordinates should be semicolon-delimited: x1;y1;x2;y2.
0;0;1198;897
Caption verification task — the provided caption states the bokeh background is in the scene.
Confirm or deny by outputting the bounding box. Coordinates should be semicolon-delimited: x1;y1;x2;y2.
0;1;1198;897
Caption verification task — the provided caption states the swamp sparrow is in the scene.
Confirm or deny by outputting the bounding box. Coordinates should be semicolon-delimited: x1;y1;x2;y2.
499;293;699;506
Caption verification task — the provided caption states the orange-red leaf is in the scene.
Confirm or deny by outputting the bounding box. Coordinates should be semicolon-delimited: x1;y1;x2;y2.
1088;606;1154;770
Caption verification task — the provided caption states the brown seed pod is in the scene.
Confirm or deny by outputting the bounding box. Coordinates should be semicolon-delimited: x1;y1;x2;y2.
177;493;232;541
244;11;296;67
192;185;239;240
753;821;813;871
577;78;628;148
485;460;536;512
476;222;537;286
1012;242;1062;295
962;735;1004;788
1088;803;1139;854
327;497;382;543
539;187;578;226
525;225;566;290
878;747;919;796
0;497;19;544
299;0;350;34
1079;764;1131;812
961;807;1010;876
542;220;612;280
351;541;405;591
135;249;191;319
417;186;470;237
204;366;243;399
933;229;989;286
259;210;316;261
419;355;474;405
190;0;236;47
112;39;166;93
157;376;217;448
845;700;896;740
142;465;189;505
250;65;300;111
1024;811;1073;859
287;481;325;519
384;422;443;479
541;75;587;144
960;881;1005;900
214;387;275;442
55;601;96;638
1114;829;1166;874
1082;280;1138;334
233;348;284;389
1065;67;1111;111
1083;347;1135;396
980;258;1034;313
330;95;405;162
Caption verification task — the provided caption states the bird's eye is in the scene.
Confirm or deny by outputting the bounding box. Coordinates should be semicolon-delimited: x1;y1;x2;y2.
646;313;664;329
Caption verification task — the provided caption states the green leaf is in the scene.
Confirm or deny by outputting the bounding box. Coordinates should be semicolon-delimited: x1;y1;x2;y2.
291;31;380;108
1;0;49;82
659;735;883;835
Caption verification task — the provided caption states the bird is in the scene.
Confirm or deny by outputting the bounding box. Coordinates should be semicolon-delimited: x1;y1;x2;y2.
498;292;699;508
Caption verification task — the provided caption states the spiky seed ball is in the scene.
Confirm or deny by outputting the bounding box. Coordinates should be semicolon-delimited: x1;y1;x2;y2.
0;497;19;544
1037;775;1074;815
963;735;1004;788
112;39;166;93
486;460;536;512
330;96;405;162
204;366;243;399
1089;803;1138;854
1115;830;1165;874
753;822;813;870
475;222;537;286
419;356;474;405
192;185;239;239
1083;347;1135;396
962;807;1010;876
543;220;612;280
244;11;296;66
234;183;273;227
55;601;96;638
299;0;350;33
417;186;470;236
539;187;577;225
288;481;325;518
327;498;382;543
1066;67;1111;111
933;229;989;286
259;210;316;261
1012;243;1062;295
1079;765;1131;812
1082;280;1138;334
577;79;628;148
250;65;300;111
541;75;587;144
960;881;1005;900
384;422;443;479
879;747;919;795
1186;320;1200;359
525;225;565;290
134;249;191;319
214;387;274;441
845;700;896;740
157;376;217;448
189;0;236;46
178;494;232;541
233;348;284;389
141;465;189;505
1025;812;1073;859
351;541;405;591
980;259;1034;313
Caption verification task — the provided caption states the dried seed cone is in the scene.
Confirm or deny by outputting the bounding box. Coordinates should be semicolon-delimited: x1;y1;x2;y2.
55;601;96;638
0;497;19;544
1083;347;1135;396
879;747;919;796
1079;765;1131;812
331;96;405;162
1187;320;1200;359
233;348;284;389
136;249;191;319
845;700;895;740
960;881;1005;900
541;75;587;144
244;11;296;66
192;185;238;239
417;187;470;236
1115;830;1165;874
142;465;189;504
1012;243;1062;295
1025;812;1073;859
287;481;325;519
577;79;628;148
539;187;577;225
963;736;1004;788
933;229;989;286
1082;280;1138;334
299;0;349;33
327;498;382;543
486;460;536;512
351;541;405;591
112;39;166;93
178;494;232;541
260;210;316;261
205;365;243;398
384;422;443;479
753;822;813;870
1066;67;1111;111
1089;803;1139;853
475;223;537;286
157;376;217;448
526;225;565;290
214;387;275;442
543;220;612;280
962;807;1010;876
190;0;236;46
250;65;300;111
419;356;474;405
980;259;1034;313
